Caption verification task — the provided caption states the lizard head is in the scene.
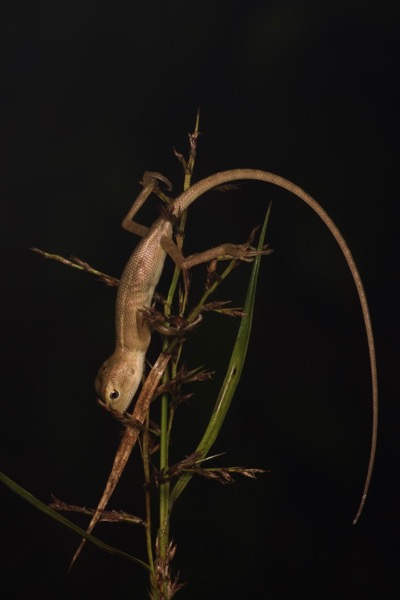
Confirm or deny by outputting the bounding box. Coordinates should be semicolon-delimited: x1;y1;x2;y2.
95;349;146;413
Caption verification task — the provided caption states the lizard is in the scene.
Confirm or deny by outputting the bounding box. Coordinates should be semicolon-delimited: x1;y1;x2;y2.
71;169;378;568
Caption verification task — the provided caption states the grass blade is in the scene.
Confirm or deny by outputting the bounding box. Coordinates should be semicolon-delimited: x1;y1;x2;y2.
169;203;271;508
0;471;149;570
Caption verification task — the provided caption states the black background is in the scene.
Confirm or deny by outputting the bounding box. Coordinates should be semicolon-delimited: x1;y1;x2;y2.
2;2;399;598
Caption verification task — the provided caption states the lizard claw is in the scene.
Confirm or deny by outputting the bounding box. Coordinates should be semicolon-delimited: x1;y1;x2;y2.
139;308;203;336
141;171;172;192
221;242;273;262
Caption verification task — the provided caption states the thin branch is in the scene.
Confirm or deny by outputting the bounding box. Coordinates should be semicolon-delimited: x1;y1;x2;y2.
31;247;119;286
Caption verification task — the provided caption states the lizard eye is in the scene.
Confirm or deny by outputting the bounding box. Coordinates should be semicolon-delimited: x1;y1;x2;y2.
109;390;120;401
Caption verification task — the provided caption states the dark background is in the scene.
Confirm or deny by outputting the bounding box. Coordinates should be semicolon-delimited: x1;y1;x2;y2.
1;1;399;598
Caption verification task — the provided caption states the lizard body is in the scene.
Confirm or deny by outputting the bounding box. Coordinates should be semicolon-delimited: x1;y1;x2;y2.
79;169;377;570
96;170;377;432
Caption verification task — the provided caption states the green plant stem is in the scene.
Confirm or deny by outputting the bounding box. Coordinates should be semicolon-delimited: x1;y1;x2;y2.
143;414;157;595
157;116;200;593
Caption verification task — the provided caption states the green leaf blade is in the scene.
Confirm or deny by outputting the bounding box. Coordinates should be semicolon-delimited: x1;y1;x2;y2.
0;471;149;571
170;203;271;508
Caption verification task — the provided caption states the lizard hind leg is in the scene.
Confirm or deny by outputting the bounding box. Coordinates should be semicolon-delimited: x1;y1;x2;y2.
161;233;272;270
122;172;173;237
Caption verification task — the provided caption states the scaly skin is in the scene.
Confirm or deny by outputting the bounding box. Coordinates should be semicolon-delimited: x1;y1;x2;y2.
95;168;377;526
